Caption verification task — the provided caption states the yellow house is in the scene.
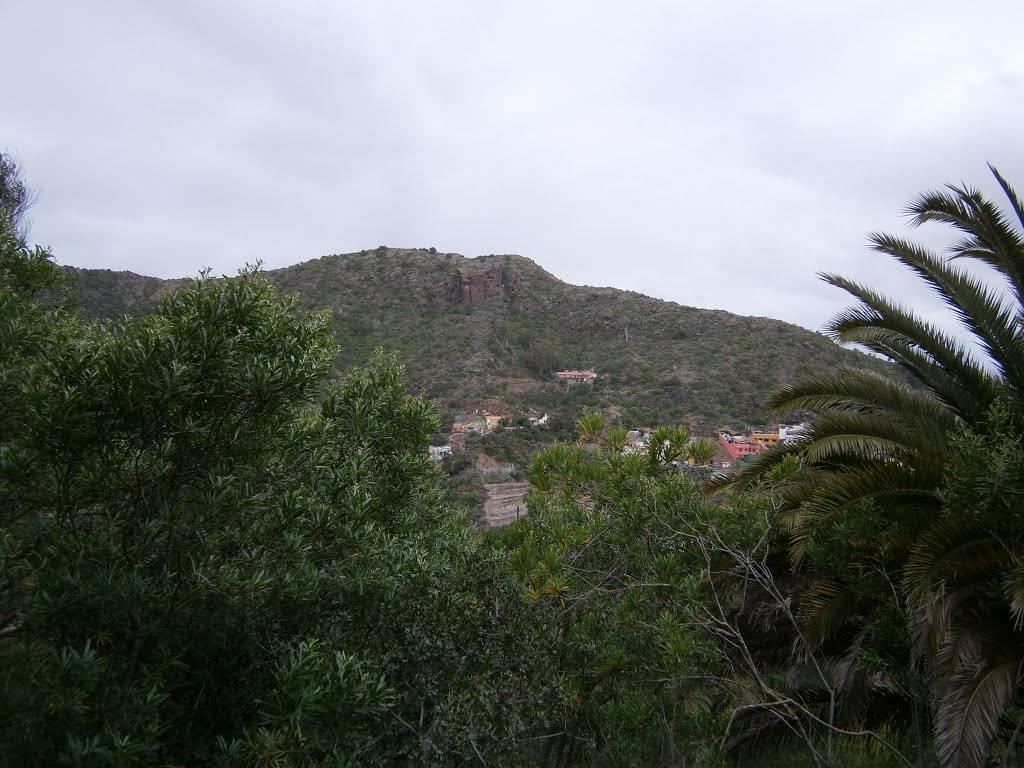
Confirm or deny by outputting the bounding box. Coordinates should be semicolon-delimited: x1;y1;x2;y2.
484;413;510;431
749;430;780;448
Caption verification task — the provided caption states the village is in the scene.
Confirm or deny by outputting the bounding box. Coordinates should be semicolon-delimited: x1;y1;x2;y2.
426;370;809;526
431;416;808;468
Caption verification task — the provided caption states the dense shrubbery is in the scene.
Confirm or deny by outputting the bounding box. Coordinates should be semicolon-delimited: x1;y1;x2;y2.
0;217;561;764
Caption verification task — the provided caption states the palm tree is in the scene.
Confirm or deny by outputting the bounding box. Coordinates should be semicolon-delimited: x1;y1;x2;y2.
687;438;719;468
603;426;630;452
647;426;692;470
576;408;606;443
711;166;1024;768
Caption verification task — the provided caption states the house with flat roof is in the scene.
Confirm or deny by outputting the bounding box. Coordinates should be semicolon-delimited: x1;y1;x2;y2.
555;369;597;384
718;432;762;461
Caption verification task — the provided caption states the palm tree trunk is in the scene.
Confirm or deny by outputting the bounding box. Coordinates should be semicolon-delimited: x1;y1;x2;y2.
912;690;931;768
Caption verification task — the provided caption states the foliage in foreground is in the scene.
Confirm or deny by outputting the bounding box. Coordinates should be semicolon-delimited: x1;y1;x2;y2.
711;167;1024;767
5;153;1023;768
497;417;917;768
0;230;560;765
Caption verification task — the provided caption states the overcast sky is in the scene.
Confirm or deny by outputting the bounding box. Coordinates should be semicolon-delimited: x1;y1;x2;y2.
6;0;1024;332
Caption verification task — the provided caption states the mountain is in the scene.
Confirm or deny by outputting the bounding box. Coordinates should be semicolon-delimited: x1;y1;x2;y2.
67;247;893;433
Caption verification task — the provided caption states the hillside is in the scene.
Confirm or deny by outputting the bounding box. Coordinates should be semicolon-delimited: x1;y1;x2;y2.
68;247;892;432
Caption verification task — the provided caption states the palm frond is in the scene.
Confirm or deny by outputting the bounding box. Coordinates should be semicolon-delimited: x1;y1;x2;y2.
797;461;942;522
799;581;857;648
834;330;994;427
822;271;1001;420
1004;561;1024;630
868;233;1024;393
989;165;1024;242
704;443;806;497
770;368;959;439
909;171;1024;308
934;651;1024;768
911;584;983;674
786;462;942;564
799;411;942;464
904;516;1004;606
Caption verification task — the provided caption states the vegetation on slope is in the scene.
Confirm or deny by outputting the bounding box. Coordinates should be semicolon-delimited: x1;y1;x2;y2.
69;246;895;434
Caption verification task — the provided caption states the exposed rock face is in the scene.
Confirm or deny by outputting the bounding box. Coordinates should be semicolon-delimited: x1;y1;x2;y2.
437;263;522;307
443;266;502;305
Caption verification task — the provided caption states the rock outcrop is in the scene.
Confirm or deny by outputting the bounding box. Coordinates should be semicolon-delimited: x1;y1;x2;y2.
436;262;522;307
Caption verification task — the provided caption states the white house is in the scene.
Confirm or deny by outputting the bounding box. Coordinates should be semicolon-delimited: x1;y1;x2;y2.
429;445;453;462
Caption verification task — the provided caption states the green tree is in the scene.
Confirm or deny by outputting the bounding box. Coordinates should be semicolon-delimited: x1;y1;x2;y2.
501;422;735;767
577;408;607;442
688;438;718;468
0;150;35;238
713;167;1024;768
0;266;560;766
603;425;630;452
514;423;919;767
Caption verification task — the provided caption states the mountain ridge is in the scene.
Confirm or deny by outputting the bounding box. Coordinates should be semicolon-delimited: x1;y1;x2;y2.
67;247;890;432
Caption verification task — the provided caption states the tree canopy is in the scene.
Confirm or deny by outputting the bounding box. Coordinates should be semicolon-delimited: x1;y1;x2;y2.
0;234;559;764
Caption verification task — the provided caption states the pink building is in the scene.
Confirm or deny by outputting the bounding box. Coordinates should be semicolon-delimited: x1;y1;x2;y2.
718;433;762;461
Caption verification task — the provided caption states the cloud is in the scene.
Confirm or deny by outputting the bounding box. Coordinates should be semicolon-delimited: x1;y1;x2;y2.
7;0;1024;334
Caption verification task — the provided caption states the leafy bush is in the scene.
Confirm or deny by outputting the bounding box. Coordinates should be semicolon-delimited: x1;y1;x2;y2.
0;259;560;765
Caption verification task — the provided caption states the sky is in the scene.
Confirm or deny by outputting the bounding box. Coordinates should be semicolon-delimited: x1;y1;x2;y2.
6;0;1024;333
